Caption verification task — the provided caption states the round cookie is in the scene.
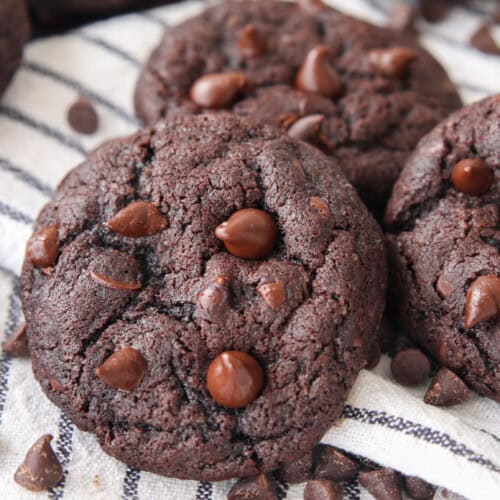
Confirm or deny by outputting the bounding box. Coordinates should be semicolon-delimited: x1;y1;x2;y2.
385;95;499;401
0;0;30;96
134;0;461;214
21;113;386;480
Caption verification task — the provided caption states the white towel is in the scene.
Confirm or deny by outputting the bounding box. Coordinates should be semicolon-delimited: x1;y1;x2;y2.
0;1;499;499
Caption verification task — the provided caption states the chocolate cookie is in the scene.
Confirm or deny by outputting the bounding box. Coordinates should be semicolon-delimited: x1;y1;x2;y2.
385;95;499;401
134;0;461;213
21;113;386;480
0;0;30;96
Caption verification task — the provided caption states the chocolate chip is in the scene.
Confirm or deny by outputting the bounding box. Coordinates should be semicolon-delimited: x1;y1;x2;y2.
3;323;29;357
106;200;168;238
391;348;431;386
278;451;313;483
389;3;417;33
297;0;327;15
96;347;146;391
67;97;98;135
451;158;494;196
89;250;142;291
215;208;278;259
14;435;63;491
304;479;342;500
296;46;343;99
403;475;437;500
228;473;277;500
277;112;300;130
287;114;325;143
207;351;264;408
257;282;286;310
469;23;500;55
26;225;59;269
465;275;500;328
420;0;449;23
190;72;247;109
238;24;267;57
359;468;402;500
370;47;418;78
424;367;472;407
313;445;358;482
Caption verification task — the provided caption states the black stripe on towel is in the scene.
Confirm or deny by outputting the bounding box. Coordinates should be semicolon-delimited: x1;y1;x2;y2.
138;12;170;28
123;466;141;500
76;32;141;67
0;200;34;225
196;481;213;500
49;412;75;500
0;156;54;197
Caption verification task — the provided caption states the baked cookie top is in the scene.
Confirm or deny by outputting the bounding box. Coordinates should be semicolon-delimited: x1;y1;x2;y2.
21;113;386;480
134;0;461;212
386;95;499;401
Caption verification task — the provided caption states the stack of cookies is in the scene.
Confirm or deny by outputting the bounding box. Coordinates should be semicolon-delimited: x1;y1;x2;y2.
4;0;499;498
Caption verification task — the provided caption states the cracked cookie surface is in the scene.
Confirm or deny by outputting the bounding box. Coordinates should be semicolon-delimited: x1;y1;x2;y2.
134;0;461;214
21;113;386;480
385;95;500;401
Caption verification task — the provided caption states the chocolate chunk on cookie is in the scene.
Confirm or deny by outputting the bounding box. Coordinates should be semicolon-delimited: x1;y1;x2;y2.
134;0;461;214
386;95;500;401
21;113;386;480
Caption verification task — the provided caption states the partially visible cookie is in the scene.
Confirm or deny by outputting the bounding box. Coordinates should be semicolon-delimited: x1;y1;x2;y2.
385;95;500;401
0;0;30;96
134;0;461;213
21;113;386;480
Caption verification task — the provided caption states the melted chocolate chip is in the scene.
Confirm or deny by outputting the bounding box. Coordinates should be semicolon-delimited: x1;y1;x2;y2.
403;476;437;500
359;468;402;500
89;250;142;291
215;208;278;259
238;24;267;57
198;276;231;317
296;46;343;99
451;159;494;196
304;480;342;500
67;97;99;135
228;473;277;500
313;444;358;482
106;200;168;238
3;323;29;357
206;351;264;408
257;282;286;310
369;47;418;78
96;347;146;391
424;367;472;407
190;72;247;109
391;348;431;386
287;114;325;143
310;196;331;218
14;435;63;491
278;451;313;483
465;275;500;328
26;225;59;269
90;270;142;291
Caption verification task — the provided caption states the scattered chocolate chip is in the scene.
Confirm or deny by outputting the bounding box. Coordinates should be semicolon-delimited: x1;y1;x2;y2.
67;97;99;135
215;208;278;259
198;276;231;316
96;347;146;391
238;24;267;57
389;3;417;33
370;47;418;78
359;468;402;500
26;225;59;269
228;473;277;500
297;0;327;15
451;158;494;196
287;114;325;143
424;367;472;407
366;341;382;370
420;0;449;23
304;479;342;500
14;434;63;491
403;475;437;500
465;275;500;328
436;274;454;299
3;323;29;357
469;23;500;55
257;282;286;310
207;351;264;408
296;45;343;99
190;72;247;109
89;250;142;291
391;348;431;386
309;196;331;218
106;200;168;238
313;445;358;482
278;451;313;483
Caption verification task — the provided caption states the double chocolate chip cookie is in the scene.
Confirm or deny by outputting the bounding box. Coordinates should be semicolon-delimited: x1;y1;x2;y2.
0;0;30;97
134;0;461;214
386;95;499;401
21;113;386;480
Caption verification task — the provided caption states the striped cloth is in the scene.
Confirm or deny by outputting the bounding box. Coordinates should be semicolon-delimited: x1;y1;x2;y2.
0;1;499;499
